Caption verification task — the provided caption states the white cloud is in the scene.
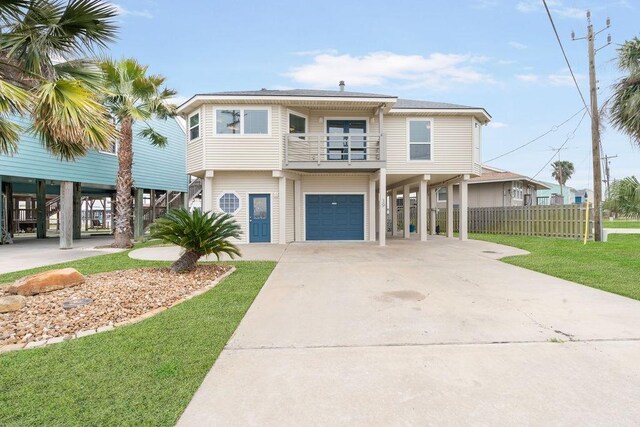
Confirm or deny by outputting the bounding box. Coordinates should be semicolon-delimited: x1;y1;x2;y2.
516;0;585;19
169;95;189;106
509;41;527;50
292;48;338;56
110;3;153;19
488;121;508;128
284;51;494;90
516;74;539;82
497;59;517;65
516;69;584;86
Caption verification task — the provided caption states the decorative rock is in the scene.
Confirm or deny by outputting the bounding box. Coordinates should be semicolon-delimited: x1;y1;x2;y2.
7;268;85;296
0;295;27;313
62;298;93;310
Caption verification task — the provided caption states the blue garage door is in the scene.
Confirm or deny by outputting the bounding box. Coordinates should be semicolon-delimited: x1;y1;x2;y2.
305;194;364;240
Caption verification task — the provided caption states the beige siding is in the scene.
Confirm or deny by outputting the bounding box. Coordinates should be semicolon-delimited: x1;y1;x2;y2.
300;174;371;241
186;138;204;174
203;104;282;170
384;115;474;175
435;181;540;208
286;178;295;242
208;171;280;243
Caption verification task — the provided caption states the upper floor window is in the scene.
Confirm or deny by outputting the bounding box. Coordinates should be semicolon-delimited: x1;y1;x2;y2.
408;119;432;161
288;113;306;134
216;108;269;135
100;140;118;155
189;112;200;140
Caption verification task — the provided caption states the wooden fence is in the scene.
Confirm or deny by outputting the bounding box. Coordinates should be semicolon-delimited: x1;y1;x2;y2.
434;204;593;239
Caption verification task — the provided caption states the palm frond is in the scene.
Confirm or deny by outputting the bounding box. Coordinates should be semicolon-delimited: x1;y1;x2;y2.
138;125;167;147
31;78;115;159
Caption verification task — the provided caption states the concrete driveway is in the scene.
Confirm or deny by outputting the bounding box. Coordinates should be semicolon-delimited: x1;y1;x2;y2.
178;237;640;426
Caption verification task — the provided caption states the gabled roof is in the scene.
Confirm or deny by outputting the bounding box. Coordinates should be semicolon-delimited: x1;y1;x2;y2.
194;89;396;98
470;166;550;189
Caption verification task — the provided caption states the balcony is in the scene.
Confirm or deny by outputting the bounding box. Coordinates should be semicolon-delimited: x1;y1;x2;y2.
284;133;386;170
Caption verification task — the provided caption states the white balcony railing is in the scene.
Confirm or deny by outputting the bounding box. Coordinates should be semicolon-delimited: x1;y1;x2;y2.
284;133;385;167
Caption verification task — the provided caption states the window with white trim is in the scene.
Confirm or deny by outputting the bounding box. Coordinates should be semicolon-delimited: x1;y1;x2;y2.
437;188;447;202
218;192;240;214
189;112;200;140
100;140;118;155
512;181;523;200
408;119;432;160
216;108;269;135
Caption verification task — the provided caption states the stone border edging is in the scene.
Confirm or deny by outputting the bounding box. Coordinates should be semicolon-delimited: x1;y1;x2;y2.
0;266;237;354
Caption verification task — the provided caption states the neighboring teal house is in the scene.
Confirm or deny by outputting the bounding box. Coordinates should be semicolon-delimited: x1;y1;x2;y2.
0;117;188;246
537;181;593;205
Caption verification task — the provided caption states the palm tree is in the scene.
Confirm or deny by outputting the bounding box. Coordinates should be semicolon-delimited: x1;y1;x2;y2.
604;176;640;218
0;0;118;159
149;208;242;273
551;160;575;197
100;58;177;248
610;37;640;147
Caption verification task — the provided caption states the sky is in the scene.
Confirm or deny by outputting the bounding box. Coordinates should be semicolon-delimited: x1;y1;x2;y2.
108;0;640;190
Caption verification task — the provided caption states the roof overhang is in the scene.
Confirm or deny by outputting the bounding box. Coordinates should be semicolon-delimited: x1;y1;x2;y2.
470;177;550;189
388;108;492;124
178;94;397;116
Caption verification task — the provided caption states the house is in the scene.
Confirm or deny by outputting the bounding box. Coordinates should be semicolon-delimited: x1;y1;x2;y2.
178;85;490;246
537;182;593;205
0;117;189;247
435;165;549;208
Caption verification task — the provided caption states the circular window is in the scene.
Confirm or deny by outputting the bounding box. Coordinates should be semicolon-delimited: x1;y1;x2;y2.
218;192;240;214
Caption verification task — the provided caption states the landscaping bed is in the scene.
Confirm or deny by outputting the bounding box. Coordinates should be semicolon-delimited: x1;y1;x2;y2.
0;264;231;347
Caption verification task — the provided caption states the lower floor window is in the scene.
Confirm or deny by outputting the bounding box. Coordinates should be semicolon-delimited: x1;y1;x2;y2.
219;192;240;214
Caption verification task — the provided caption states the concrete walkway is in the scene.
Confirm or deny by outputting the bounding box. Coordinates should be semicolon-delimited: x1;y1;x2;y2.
129;243;287;262
0;236;121;275
178;236;640;426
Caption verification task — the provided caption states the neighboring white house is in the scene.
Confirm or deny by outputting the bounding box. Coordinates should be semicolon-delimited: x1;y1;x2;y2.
436;165;550;208
178;86;491;245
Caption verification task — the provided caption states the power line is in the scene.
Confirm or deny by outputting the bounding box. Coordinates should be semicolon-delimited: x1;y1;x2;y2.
532;109;589;180
542;0;591;115
485;107;586;163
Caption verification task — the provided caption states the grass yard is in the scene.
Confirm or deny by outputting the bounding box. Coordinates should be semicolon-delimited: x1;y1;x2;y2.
472;233;640;301
0;246;275;426
602;219;640;229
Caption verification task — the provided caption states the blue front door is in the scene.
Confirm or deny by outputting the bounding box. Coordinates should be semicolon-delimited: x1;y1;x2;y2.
249;194;270;243
305;194;364;240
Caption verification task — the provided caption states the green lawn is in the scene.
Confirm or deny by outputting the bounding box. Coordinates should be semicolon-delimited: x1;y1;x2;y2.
0;247;275;426
602;219;640;229
472;233;640;301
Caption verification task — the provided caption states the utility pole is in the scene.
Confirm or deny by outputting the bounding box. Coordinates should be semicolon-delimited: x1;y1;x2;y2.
572;11;611;241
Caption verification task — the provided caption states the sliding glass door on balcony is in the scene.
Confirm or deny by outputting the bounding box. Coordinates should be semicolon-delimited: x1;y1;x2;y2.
326;120;367;161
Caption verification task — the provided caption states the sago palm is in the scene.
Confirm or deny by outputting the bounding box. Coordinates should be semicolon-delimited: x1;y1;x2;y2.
0;0;118;158
610;37;640;147
100;58;177;248
149;208;242;273
551;160;574;196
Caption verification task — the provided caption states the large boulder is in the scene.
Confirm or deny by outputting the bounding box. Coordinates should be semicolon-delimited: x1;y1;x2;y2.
7;268;85;296
0;295;26;313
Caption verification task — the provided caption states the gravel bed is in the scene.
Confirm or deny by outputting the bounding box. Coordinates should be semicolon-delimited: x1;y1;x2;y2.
0;265;231;346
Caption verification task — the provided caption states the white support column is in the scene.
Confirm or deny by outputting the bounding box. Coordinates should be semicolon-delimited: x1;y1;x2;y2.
447;183;454;238
59;181;73;249
294;179;302;241
391;188;398;236
202;170;214;212
430;187;437;235
403;184;411;239
279;176;286;244
369;177;376;242
419;179;428;242
459;180;469;241
378;168;386;246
